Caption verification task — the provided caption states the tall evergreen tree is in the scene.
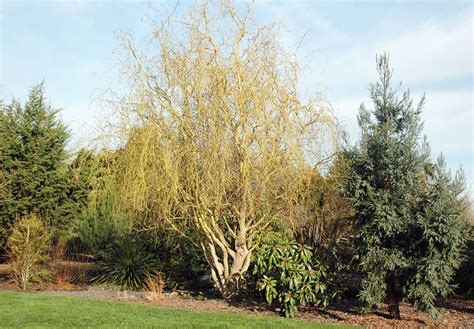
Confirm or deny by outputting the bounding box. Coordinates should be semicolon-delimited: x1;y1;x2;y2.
0;83;69;247
343;54;469;319
0;98;23;248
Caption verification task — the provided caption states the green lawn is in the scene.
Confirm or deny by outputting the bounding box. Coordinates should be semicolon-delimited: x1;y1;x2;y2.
0;290;353;328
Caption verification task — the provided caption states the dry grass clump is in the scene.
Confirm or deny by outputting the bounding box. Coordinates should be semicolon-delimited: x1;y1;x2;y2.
144;271;165;301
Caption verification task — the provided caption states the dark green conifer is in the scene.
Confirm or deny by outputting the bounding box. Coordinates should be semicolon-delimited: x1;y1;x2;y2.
0;83;69;246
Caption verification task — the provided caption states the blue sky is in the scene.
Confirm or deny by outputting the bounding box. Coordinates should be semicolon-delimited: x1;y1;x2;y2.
1;0;473;191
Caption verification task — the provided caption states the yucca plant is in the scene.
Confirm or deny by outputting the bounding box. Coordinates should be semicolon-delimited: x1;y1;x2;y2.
93;239;157;291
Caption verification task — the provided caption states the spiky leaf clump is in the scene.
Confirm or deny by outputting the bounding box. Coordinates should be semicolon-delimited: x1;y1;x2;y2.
94;239;156;291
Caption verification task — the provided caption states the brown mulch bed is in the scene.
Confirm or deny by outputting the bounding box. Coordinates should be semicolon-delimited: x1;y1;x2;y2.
1;262;473;328
298;298;474;328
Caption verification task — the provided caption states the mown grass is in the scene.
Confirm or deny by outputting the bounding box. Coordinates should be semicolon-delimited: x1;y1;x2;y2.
0;290;355;328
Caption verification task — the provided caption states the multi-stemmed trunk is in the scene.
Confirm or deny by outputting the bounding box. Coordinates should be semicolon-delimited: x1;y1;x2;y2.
195;218;253;300
212;245;252;300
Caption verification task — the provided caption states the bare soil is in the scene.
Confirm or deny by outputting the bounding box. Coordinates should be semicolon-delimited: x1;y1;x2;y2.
1;263;472;328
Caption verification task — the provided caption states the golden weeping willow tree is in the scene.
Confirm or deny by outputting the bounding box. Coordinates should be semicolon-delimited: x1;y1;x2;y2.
107;1;337;298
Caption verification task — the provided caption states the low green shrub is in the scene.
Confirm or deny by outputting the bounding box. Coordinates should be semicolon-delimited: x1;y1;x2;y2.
133;229;208;285
252;231;334;317
78;188;130;254
30;268;54;285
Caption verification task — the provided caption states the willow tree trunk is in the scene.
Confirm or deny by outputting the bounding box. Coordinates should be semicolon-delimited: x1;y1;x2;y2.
199;234;253;300
222;246;252;299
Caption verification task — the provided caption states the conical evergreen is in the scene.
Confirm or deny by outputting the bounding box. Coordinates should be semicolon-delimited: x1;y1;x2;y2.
0;83;69;247
343;54;469;319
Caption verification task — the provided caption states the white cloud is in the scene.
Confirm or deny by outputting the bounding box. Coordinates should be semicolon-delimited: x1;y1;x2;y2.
254;2;351;50
318;14;473;95
334;90;473;151
387;17;473;84
420;90;473;154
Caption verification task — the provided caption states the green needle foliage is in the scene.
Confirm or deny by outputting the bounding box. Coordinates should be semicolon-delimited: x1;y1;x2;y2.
342;54;469;319
0;83;69;246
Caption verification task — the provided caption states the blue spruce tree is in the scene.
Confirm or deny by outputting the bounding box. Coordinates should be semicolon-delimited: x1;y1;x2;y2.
343;54;469;319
